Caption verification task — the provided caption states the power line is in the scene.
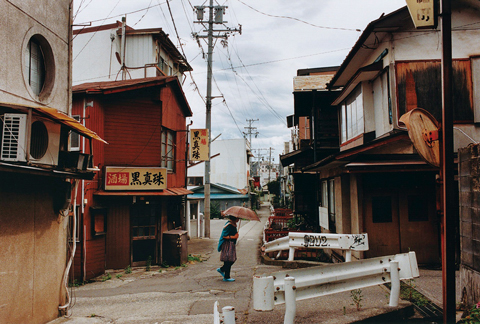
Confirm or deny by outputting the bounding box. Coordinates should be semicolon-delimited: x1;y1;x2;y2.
236;0;361;32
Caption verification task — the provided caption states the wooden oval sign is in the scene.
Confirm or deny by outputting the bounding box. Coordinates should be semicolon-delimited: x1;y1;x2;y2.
399;108;441;168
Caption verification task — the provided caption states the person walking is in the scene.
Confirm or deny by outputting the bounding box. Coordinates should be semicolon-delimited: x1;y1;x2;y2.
217;216;239;282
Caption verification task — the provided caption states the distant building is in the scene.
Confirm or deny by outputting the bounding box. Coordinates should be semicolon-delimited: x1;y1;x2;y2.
187;138;252;190
73;20;192;85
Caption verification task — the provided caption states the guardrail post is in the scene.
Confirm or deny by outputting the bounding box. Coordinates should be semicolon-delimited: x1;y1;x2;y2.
345;250;352;262
389;260;400;307
214;301;220;324
284;277;296;324
253;275;274;311
288;247;295;261
222;306;235;324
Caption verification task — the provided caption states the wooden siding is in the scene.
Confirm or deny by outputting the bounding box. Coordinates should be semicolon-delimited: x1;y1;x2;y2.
85;238;106;280
396;60;474;123
103;89;162;166
161;85;187;187
105;200;131;269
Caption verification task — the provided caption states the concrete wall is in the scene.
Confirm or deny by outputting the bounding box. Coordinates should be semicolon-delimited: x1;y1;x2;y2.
0;174;69;324
73;28;115;85
0;0;70;113
459;144;480;307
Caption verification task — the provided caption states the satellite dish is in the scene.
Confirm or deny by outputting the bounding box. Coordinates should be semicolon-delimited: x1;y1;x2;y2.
399;108;441;168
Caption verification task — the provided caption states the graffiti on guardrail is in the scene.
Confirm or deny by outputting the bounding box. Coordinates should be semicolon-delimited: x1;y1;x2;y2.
303;235;329;247
349;234;367;250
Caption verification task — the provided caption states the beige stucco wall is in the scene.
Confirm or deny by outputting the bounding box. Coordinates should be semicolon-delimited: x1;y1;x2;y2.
0;174;68;324
0;0;70;113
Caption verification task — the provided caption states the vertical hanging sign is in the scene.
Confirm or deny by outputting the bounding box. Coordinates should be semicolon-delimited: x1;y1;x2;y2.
406;0;436;29
190;129;209;161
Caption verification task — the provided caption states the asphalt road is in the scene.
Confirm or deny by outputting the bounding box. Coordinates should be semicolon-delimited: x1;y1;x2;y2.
49;203;425;324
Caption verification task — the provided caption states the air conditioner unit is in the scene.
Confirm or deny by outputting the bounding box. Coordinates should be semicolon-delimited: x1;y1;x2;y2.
1;113;61;166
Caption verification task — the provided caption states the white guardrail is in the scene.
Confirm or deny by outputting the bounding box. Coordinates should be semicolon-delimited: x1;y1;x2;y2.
264;232;369;262
213;301;235;324
253;251;420;324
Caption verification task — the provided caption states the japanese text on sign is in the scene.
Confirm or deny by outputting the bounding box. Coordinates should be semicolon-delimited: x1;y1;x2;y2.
105;167;167;190
190;129;209;161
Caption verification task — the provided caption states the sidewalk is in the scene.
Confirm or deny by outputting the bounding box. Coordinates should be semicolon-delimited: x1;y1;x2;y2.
48;203;451;324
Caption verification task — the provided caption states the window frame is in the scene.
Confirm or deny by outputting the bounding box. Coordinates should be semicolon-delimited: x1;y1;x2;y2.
340;85;364;143
23;34;55;102
319;178;336;231
161;127;176;171
70;115;81;151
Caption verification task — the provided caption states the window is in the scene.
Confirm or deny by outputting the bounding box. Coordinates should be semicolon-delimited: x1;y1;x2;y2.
23;34;55;101
340;86;364;143
69;206;81;242
90;207;107;236
319;179;336;231
161;128;175;171
328;179;335;228
25;38;45;96
70;115;81;151
188;176;203;186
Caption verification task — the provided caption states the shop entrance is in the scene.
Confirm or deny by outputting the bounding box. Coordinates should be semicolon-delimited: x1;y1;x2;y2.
131;203;161;266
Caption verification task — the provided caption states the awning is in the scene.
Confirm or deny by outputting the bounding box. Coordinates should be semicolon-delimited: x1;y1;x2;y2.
280;146;312;167
187;193;249;200
94;188;193;196
32;107;108;144
344;160;436;173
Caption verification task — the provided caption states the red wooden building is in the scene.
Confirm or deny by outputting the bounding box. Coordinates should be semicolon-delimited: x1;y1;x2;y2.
71;76;192;281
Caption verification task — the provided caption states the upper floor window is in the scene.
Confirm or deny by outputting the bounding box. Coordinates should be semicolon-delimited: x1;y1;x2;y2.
188;176;203;186
23;34;55;101
25;38;45;96
70;115;81;151
340;86;364;143
161;128;175;171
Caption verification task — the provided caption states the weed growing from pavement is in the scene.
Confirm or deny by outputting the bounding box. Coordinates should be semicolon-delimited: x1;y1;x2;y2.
188;254;202;262
116;274;122;279
125;265;132;274
101;273;112;282
350;289;363;311
69;279;84;287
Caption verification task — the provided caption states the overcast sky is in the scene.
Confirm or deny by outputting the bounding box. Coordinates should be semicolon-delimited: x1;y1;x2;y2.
72;0;407;163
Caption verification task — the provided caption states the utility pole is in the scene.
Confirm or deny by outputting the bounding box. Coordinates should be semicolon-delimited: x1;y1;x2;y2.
193;2;240;238
268;147;274;183
243;118;259;146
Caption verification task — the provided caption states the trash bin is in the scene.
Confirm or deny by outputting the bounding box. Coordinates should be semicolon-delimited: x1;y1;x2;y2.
163;230;188;266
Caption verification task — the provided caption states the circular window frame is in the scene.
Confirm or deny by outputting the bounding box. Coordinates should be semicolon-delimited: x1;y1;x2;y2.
21;31;56;104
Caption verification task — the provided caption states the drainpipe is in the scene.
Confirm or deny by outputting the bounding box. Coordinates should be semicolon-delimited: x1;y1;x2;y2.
185;120;193;236
121;16;126;80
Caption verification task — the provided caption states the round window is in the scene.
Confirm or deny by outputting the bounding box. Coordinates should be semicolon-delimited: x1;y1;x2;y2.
23;34;55;101
30;121;49;159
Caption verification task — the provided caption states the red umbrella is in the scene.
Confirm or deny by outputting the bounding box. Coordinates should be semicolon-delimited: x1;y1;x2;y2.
222;206;260;221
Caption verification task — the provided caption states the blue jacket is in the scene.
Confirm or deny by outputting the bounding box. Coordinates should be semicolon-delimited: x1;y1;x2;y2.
217;221;238;252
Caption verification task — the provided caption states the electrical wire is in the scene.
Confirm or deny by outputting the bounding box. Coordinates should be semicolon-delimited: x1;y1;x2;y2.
235;0;361;32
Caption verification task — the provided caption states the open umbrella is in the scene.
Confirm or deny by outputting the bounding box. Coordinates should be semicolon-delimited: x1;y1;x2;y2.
222;206;260;222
